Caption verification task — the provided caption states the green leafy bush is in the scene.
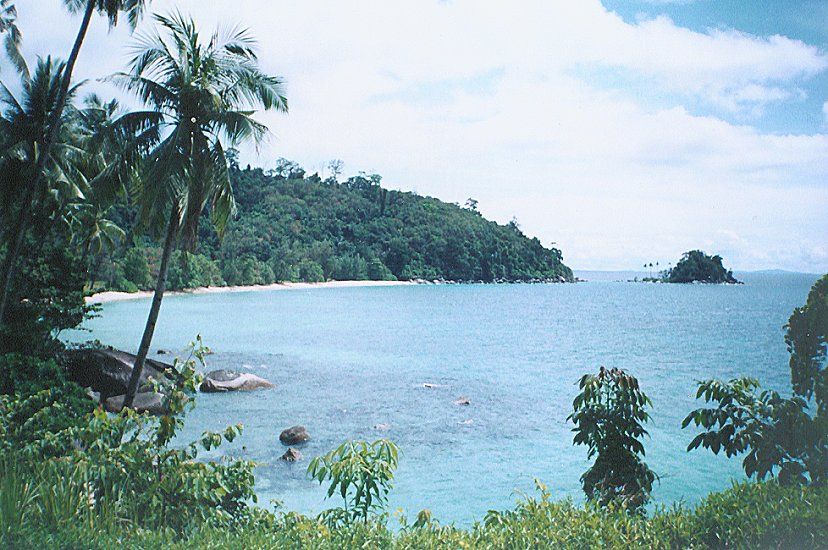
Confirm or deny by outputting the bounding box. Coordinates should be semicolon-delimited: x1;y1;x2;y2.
308;439;400;524
0;354;94;457
0;339;256;533
568;367;656;511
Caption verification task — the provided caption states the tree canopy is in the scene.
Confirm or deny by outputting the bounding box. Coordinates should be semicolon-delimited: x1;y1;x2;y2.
664;250;739;284
97;164;573;290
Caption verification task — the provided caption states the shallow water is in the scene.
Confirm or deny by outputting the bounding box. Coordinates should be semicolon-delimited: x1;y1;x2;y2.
69;271;819;525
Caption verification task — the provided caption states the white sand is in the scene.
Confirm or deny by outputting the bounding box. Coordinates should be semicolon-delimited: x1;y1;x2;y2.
85;280;415;304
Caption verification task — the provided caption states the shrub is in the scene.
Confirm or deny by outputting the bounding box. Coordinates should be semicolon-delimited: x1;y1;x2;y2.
0;234;91;356
0;354;94;457
568;367;656;511
0;338;256;533
308;439;399;524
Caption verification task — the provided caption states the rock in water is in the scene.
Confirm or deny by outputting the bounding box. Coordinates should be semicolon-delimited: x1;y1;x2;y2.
199;369;275;392
65;348;174;400
281;448;302;462
454;396;471;406
280;426;310;445
104;392;168;415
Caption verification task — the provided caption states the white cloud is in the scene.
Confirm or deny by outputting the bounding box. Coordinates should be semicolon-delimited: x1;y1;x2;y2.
8;0;828;272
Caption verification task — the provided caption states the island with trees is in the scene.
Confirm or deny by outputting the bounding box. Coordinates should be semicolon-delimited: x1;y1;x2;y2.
662;250;741;284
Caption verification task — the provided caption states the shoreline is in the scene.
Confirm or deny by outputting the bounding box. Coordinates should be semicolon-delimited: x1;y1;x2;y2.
85;280;415;304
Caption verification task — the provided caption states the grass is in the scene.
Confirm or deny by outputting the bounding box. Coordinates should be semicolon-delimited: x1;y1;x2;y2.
2;468;826;549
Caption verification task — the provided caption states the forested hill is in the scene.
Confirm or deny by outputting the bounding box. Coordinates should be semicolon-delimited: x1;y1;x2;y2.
104;165;573;291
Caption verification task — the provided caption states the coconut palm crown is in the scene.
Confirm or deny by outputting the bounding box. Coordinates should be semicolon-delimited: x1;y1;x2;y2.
0;57;86;234
111;11;287;247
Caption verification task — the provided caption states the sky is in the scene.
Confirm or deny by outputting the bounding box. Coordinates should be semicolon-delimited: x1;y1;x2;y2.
7;0;828;272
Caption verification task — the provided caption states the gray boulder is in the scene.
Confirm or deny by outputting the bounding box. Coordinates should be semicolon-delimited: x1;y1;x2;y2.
279;426;310;445
199;369;275;392
104;392;168;415
65;348;174;400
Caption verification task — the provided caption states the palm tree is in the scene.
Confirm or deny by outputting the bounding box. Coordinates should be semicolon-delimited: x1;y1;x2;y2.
0;1;26;78
0;56;87;243
0;0;149;326
68;95;138;284
115;12;287;407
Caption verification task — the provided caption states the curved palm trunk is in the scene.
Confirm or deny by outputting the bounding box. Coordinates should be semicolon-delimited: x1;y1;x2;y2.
0;0;95;326
123;209;178;408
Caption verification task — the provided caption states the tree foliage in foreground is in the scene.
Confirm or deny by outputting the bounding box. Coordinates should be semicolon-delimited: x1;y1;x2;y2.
569;367;656;511
683;274;827;485
308;439;400;525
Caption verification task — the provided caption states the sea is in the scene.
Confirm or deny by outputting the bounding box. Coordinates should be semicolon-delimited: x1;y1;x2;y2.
68;270;821;525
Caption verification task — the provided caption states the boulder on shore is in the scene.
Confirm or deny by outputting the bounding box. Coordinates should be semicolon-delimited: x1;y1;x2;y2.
279;426;310;445
280;448;302;462
65;348;174;400
199;369;274;393
104;392;168;415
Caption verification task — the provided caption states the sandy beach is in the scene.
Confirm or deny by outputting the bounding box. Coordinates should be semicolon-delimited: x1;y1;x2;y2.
85;280;416;304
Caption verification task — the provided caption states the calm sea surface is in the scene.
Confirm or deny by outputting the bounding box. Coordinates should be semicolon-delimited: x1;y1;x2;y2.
69;271;820;525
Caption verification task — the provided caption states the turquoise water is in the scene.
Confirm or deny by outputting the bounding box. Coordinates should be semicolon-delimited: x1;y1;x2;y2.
70;272;820;525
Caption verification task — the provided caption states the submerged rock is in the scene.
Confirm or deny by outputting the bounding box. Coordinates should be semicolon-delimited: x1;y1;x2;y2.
65;348;174;400
199;369;274;392
104;392;168;415
279;426;310;445
280;448;302;462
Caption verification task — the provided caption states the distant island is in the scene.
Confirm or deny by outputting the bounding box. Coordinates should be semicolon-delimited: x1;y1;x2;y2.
99;161;573;291
662;250;741;284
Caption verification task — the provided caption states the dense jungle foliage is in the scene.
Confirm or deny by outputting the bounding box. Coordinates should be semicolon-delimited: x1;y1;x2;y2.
97;163;574;291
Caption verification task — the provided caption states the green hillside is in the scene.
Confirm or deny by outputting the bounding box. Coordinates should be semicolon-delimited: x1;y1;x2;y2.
102;164;573;291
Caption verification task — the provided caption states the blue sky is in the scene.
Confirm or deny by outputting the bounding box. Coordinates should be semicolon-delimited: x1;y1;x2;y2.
6;1;828;272
602;0;828;135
